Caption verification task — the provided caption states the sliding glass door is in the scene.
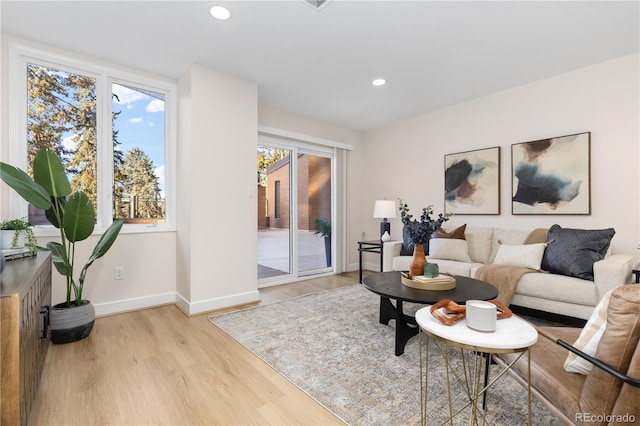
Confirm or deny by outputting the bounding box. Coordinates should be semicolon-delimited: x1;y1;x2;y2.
257;142;334;285
297;153;332;275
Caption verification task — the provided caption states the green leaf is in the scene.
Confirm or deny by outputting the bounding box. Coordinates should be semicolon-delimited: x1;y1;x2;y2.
63;192;95;243
33;149;71;198
79;219;124;286
0;162;52;210
45;197;66;229
47;241;71;277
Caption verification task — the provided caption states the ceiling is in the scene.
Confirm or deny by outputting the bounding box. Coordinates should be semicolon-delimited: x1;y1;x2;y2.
1;1;638;130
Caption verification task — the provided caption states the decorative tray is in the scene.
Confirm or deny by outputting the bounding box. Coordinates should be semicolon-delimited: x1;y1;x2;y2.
401;272;456;290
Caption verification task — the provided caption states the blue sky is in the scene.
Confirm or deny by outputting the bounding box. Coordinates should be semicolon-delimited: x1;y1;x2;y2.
112;83;165;194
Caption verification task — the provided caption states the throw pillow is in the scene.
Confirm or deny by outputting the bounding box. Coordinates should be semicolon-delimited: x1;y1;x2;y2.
564;288;614;375
399;224;429;256
428;239;472;262
433;224;467;240
541;225;615;281
493;243;546;270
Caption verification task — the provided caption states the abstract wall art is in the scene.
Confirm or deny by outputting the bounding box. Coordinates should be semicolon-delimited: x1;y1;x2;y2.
512;132;590;215
444;146;500;215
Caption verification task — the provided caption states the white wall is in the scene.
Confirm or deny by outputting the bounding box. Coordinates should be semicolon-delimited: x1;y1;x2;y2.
44;232;177;316
361;53;640;262
175;64;259;315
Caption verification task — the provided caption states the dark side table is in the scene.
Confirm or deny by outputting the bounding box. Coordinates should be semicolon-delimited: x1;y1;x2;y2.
357;240;384;283
632;266;640;283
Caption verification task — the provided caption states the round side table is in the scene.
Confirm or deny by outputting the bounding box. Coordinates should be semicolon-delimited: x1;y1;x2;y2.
415;306;538;425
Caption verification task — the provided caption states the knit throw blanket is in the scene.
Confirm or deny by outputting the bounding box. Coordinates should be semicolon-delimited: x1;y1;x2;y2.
474;228;548;306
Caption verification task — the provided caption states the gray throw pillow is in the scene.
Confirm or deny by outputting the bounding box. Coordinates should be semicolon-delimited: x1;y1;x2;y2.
541;224;615;281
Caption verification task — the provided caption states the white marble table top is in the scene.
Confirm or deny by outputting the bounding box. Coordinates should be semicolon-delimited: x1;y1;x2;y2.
415;305;539;352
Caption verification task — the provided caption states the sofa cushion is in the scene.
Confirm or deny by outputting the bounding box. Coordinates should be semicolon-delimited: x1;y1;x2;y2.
429;239;472;262
433;223;466;239
493;243;546;270
541;225;615;281
464;226;494;264
428;259;484;277
515;272;598;307
489;228;530;263
564;287;613;374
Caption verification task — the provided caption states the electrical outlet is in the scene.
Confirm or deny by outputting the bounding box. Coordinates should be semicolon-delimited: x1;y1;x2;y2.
114;267;124;280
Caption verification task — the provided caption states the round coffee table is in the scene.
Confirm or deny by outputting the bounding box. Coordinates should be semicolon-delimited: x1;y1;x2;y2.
362;271;498;356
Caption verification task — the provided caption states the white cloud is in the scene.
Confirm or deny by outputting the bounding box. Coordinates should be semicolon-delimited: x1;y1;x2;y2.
148;122;155;127
146;99;164;112
112;84;149;106
129;117;143;124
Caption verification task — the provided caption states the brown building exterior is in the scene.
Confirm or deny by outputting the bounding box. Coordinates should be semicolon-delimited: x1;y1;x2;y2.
260;154;331;231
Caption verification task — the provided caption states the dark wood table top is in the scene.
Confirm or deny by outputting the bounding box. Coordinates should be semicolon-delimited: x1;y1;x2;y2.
362;271;499;304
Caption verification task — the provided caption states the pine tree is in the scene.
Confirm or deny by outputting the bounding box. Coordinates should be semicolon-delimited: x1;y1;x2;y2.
28;64;125;215
27;64;75;173
65;73;98;205
118;148;162;219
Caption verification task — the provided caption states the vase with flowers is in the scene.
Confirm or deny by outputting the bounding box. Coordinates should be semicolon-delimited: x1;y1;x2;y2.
398;198;452;278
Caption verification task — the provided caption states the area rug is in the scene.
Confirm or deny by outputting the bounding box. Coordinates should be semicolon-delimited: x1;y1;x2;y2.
209;284;561;426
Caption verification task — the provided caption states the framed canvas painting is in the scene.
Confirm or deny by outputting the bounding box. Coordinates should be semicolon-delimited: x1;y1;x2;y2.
444;146;500;215
512;132;590;215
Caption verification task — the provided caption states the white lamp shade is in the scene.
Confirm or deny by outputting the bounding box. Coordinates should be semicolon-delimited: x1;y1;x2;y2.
373;200;397;219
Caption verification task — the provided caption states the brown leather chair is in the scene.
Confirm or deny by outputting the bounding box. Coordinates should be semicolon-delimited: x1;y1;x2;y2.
495;285;640;425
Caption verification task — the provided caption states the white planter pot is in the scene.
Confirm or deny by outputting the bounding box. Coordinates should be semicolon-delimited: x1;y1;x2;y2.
0;230;26;249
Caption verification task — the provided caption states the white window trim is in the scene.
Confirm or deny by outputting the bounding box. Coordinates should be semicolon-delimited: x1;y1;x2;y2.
7;42;177;235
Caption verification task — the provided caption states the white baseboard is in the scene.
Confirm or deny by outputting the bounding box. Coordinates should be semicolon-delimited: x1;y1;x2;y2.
94;290;261;317
175;290;260;316
93;292;176;317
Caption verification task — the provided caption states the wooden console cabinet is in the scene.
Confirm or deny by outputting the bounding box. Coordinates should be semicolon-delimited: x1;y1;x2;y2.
1;252;52;426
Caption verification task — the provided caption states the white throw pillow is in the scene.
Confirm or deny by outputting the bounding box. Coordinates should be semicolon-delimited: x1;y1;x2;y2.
492;243;546;270
429;239;472;262
564;288;614;375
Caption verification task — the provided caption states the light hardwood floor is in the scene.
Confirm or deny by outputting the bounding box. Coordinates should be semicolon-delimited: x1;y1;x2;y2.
29;271;371;425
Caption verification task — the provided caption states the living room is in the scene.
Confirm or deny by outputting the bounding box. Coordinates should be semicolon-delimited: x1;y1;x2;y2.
1;1;639;424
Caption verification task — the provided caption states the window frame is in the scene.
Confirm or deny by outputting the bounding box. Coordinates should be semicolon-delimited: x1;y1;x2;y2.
7;42;177;235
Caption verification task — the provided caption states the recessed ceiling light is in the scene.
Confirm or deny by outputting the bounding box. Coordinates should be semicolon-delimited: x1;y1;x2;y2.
372;78;386;87
210;5;231;20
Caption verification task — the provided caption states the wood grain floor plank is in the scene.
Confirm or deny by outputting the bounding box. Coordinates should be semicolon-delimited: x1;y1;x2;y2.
29;271;370;425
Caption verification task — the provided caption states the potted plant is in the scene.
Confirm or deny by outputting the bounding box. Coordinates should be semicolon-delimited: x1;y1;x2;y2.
314;217;331;267
0;149;124;344
398;198;452;277
0;217;37;251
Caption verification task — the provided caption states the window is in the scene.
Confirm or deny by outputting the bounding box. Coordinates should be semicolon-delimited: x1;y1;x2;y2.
9;43;175;232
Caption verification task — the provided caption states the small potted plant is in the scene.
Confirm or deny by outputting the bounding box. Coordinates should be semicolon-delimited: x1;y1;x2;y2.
314;217;331;267
0;217;37;251
398;199;452;277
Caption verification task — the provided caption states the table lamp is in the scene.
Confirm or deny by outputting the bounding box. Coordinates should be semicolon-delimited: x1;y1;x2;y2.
373;199;396;241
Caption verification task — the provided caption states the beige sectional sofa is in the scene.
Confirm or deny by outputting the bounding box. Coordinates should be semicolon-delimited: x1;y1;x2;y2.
382;225;634;320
